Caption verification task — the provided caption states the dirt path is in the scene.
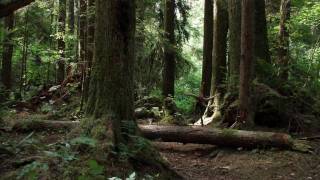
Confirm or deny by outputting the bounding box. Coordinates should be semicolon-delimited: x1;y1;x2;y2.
155;142;320;180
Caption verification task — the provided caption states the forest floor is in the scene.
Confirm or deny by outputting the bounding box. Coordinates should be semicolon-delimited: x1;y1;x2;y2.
1;113;320;180
157;142;320;180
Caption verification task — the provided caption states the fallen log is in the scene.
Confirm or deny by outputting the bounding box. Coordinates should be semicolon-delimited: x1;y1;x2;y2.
11;120;79;132
139;125;311;151
9;120;311;152
140;125;293;148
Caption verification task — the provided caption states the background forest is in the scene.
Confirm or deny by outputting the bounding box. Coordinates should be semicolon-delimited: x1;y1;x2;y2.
1;0;320;113
0;0;320;179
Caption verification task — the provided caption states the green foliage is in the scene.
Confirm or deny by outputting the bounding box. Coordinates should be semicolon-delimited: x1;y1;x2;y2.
44;150;76;161
78;159;105;180
17;161;49;180
175;70;201;114
70;136;97;148
114;135;153;162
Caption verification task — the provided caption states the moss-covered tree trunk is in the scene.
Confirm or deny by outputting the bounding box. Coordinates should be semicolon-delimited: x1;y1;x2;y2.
1;13;14;90
162;0;176;97
202;0;228;125
57;0;66;83
228;0;241;91
278;0;291;81
86;0;136;145
200;0;213;98
239;0;255;127
254;0;270;63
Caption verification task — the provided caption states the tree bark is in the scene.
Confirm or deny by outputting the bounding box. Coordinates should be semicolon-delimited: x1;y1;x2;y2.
201;0;228;125
79;0;87;107
200;0;213;98
0;0;34;18
10;120;310;151
239;0;255;126
20;10;29;96
228;0;241;91
82;0;95;104
86;0;136;145
162;0;176;97
68;0;75;34
79;0;87;64
57;0;67;83
140;125;297;149
254;0;270;63
1;13;14;90
278;0;291;81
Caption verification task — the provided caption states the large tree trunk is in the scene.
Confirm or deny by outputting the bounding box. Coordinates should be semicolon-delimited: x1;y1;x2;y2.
1;13;14;90
57;0;66;83
227;0;241;91
0;0;34;18
254;0;270;63
199;0;228;126
162;0;176;97
239;0;255;127
86;0;136;145
200;0;213;98
278;0;291;81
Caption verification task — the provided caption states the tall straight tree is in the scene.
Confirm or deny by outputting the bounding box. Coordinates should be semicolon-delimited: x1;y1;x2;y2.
68;0;75;34
79;0;87;63
209;0;228;122
239;0;255;126
228;0;241;91
86;0;95;68
80;0;95;106
79;0;87;98
278;0;291;81
200;0;228;126
57;0;67;83
200;0;213;98
86;0;136;145
1;13;14;90
162;0;176;97
254;0;270;63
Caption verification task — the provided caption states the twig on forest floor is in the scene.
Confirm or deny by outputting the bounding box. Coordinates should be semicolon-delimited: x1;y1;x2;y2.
17;131;35;147
299;135;320;141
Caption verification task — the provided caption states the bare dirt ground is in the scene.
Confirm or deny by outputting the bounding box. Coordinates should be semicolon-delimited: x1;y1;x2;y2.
156;142;320;180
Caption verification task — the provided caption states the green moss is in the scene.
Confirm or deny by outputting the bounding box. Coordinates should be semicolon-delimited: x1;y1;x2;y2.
90;125;107;140
221;128;237;137
161;115;175;124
